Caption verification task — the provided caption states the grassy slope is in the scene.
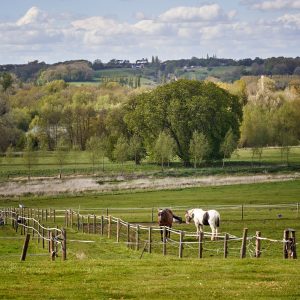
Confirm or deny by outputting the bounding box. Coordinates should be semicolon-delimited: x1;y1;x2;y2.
1;180;300;299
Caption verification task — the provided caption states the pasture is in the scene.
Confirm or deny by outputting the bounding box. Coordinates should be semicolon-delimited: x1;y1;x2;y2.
0;180;300;299
0;146;299;181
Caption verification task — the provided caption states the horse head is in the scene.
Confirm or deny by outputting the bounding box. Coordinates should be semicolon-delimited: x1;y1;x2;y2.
185;209;194;224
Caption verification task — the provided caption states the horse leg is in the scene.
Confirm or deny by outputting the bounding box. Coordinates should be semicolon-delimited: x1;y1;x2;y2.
160;228;163;242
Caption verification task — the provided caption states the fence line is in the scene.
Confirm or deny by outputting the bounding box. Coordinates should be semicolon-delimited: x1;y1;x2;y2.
0;207;297;260
0;208;66;261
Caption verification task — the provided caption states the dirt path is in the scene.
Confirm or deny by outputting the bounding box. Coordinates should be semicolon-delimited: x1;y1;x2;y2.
0;173;299;196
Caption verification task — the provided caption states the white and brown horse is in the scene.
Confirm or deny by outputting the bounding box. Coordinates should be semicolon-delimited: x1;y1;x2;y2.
185;208;220;240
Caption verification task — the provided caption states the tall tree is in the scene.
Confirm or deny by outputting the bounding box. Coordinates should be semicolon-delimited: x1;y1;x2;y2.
86;136;101;174
113;136;129;174
220;128;238;167
54;137;69;178
153;131;175;170
23;136;38;180
124;79;242;165
189;131;210;168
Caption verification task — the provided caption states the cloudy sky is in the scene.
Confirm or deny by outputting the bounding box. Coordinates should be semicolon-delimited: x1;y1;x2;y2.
0;0;299;64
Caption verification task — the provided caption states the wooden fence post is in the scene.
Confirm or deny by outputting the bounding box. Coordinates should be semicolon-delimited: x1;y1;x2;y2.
136;225;140;251
255;231;261;258
42;225;45;249
297;203;299;219
87;215;90;234
179;231;184;258
62;228;67;261
127;223;130;248
45;209;48;222
77;213;80;231
53;209;56;223
241;204;244;221
290;230;297;259
151;208;154;223
148;227;152;254
48;229;51;253
240;228;248;258
283;229;289;259
101;215;104;236
163;227;167;256
93;215;96;234
224;233;228;258
108;216;111;238
50;232;55;261
117;219;120;243
71;210;73;229
20;234;30;261
82;215;84;233
198;231;204;258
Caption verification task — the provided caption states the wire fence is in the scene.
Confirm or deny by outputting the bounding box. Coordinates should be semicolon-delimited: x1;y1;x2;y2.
0;206;298;260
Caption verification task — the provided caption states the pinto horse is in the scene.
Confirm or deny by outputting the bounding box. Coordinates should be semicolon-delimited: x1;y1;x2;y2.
185;208;220;240
158;208;182;241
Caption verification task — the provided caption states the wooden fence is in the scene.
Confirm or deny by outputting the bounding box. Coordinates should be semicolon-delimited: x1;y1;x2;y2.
0;208;66;261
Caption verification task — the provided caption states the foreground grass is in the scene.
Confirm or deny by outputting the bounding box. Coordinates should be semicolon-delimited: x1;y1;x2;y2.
0;226;299;300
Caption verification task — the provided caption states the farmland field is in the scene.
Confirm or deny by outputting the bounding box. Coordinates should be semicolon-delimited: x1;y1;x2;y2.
0;180;300;299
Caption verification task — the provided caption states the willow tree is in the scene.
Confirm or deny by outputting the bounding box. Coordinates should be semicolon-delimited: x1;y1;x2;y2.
124;79;242;166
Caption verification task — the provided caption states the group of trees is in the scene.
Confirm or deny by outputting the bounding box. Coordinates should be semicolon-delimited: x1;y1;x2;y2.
1;70;299;170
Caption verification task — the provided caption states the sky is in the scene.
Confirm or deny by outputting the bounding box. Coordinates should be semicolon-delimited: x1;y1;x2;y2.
0;0;299;64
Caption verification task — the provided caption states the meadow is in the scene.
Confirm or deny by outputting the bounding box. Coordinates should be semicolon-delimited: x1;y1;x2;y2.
0;180;300;299
0;146;299;181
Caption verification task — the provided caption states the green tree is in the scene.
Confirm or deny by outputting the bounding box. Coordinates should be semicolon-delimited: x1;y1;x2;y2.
129;134;145;165
189;131;210;168
54;137;69;178
23;136;38;180
0;72;13;92
124;79;242;165
113;136;129;173
220;128;238;167
153;131;175;170
86;136;101;174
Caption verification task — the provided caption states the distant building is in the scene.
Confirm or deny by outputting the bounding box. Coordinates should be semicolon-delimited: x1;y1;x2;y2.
132;58;149;69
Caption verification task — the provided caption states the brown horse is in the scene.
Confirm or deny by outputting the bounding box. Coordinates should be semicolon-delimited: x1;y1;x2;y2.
158;208;182;241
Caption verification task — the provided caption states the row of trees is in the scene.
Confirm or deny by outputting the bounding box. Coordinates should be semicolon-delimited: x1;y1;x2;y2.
1;74;299;169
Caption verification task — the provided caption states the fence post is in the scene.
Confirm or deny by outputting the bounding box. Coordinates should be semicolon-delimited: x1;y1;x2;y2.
255;231;261;258
20;234;30;261
127;223;130;248
62;228;67;261
101;216;104;236
163;227;167;256
297;203;299;219
151;208;154;223
117;219;120;243
108;216;111;238
179;231;184;258
48;229;51;253
50;232;55;261
82;215;84;233
240;228;248;258
224;233;228;258
290;230;297;259
136;225;140;251
283;229;289;259
198;231;204;258
87;215;90;234
148;227;152;253
93;215;96;234
42;225;45;249
71;210;73;229
77;213;80;231
45;209;48;222
241;204;244;221
53;209;56;223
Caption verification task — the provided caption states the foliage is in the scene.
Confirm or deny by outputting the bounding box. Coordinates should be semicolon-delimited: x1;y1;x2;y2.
189;131;210;168
113;136;129;172
153;131;175;169
220;128;238;167
125;79;242;165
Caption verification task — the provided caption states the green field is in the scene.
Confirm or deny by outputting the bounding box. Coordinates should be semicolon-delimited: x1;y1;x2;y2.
0;146;299;181
1;180;300;299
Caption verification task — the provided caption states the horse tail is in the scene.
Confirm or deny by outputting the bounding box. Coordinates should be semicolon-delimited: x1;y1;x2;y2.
216;215;220;227
173;214;182;224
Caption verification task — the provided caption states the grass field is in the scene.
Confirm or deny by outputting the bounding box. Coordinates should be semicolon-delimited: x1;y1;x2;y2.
0;146;299;181
0;167;300;298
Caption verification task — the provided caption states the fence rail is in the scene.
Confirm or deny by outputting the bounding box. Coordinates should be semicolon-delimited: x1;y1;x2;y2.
0;208;66;261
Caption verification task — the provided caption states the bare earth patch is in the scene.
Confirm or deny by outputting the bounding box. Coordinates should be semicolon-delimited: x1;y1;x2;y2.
0;173;299;196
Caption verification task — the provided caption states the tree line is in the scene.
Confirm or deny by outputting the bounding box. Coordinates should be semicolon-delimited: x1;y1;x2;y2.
0;74;299;170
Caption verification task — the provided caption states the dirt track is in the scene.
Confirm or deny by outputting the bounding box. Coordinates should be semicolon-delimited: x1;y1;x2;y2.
0;173;299;196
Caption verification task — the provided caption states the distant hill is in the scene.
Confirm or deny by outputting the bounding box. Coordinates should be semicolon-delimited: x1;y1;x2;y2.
1;56;300;84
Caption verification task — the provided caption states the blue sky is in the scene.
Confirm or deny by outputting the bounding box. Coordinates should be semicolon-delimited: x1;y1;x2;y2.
0;0;299;64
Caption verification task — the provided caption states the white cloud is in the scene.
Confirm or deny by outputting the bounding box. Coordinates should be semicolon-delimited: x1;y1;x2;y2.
159;4;221;22
16;6;48;26
253;0;300;10
277;13;300;27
